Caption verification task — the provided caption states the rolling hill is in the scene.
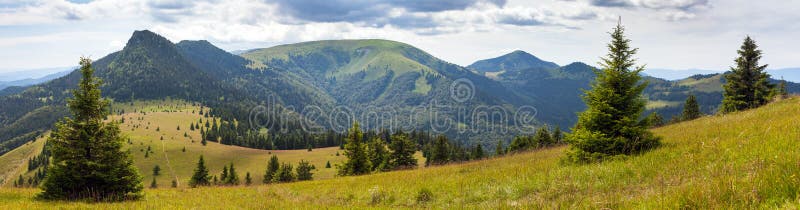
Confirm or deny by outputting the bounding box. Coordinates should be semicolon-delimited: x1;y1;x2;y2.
1;96;798;208
0;99;427;188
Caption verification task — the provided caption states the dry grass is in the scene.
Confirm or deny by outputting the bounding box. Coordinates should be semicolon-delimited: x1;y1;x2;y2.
1;97;799;209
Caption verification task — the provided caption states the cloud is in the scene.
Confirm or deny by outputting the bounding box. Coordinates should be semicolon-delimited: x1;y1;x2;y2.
587;0;709;10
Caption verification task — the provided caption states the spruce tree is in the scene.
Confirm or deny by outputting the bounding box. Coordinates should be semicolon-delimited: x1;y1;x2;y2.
552;126;563;143
220;165;229;184
225;163;240;185
646;112;664;128
367;138;388;171
272;163;294;183
325;161;331;168
721;36;774;113
337;122;371;176
150;177;157;189
245;172;252;186
566;21;660;163
533;127;553;147
153;165;161;176
387;133;418;169
263;155;279;184
39;57;143;201
682;94;701;121
778;78;788;99
296;160;314;181
472;144;484;160
495;140;505;156
429;135;450;165
189;155;210;187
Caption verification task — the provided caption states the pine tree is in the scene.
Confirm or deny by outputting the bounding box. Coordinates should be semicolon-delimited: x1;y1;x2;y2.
153;165;161;176
566;21;660;163
552;126;563;143
337;122;371;176
225;163;240;185
682;94;701;121
171;179;178;188
325;161;331;168
245;172;252;186
646;112;664;128
533;127;553;147
495;140;505;156
367;138;388;171
38;57;143;201
307;144;312;152
150;177;157;189
189;155;210;187
387;133;418;169
429;135;450;165
721;36;774;113
472;144;484;160
507;136;531;153
272;163;295;183
220;165;229;184
296;160;314;181
778;78;788;99
263;155;279;184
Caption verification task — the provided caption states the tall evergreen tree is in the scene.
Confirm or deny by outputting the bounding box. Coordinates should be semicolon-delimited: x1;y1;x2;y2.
296;160;314;181
472;144;484;160
39;57;143;201
682;94;701;121
272;163;295;183
367;137;388;171
220;165;229;183
533;127;553;147
263;155;279;184
495;140;505;156
189;155;211;187
337;122;371;176
778;78;789;99
721;36;774;113
387;133;418;169
245;172;252;186
429;135;450;165
225;163;239;185
153;165;161;176
645;112;664;128
552;126;563;143
566;21;660;163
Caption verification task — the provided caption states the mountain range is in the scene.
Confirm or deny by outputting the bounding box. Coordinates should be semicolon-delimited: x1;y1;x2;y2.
0;30;798;154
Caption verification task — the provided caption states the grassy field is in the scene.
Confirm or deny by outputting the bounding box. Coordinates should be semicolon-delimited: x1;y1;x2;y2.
1;97;799;208
1;100;427;188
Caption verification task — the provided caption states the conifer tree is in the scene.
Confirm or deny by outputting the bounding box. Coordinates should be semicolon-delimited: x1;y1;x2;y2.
387;133;418;169
245;172;252;186
472;144;484;160
39;57;143;201
552;126;563;143
646;112;664;128
721;36;774;113
189;155;210;187
566;21;660;163
225;163;239;185
495;140;505;156
272;163;294;183
367;138;388;171
296;160;314;181
150;177;157;189
533;127;553;147
325;161;331;168
153;165;161;176
220;165;229;184
263;155;279;184
337;122;371;176
429;135;450;165
778;78;788;99
682;94;701;121
171;179;177;188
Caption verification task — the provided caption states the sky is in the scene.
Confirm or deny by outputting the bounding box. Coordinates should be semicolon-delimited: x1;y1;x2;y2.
0;0;799;74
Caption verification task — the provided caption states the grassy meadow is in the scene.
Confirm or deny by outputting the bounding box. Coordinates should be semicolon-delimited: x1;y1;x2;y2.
1;97;799;208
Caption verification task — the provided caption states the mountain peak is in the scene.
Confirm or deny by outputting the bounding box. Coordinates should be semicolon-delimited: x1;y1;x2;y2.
125;30;174;50
467;50;559;73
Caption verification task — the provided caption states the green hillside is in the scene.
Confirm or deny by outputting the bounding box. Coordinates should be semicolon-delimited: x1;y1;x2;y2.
0;100;424;188
2;97;798;208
